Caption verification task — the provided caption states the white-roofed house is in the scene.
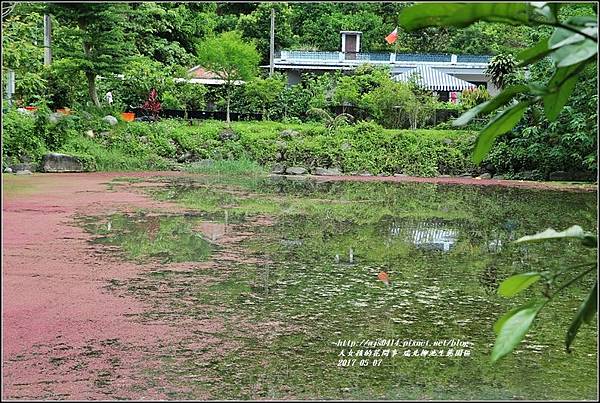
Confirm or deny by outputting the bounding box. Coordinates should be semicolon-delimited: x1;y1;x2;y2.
267;30;498;95
393;65;477;102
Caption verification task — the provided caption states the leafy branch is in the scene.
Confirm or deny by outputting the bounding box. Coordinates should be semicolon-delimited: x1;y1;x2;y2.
399;2;598;163
1;2;16;20
493;226;596;362
307;107;354;134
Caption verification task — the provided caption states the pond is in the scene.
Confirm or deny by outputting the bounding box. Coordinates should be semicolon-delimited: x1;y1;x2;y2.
83;175;597;400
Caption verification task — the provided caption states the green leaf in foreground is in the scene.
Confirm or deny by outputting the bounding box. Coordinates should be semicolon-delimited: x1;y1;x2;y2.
543;74;578;121
566;16;598;27
517;37;552;66
453;85;528;127
498;272;541;297
492;301;545;363
472;101;529;164
552;37;597;68
566;282;597;352
514;225;587;243
548;25;597;68
530;2;559;22
399;3;529;31
541;63;587;122
548;26;596;50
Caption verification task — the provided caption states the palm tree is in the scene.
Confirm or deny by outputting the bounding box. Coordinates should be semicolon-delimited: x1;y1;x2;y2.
485;54;517;89
307;108;354;134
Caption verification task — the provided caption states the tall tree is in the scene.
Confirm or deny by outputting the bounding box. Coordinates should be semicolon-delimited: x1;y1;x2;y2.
235;2;295;64
197;31;260;124
1;3;46;104
47;3;133;107
126;3;217;67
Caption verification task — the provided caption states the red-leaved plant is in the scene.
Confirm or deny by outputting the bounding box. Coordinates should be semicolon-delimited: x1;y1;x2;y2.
142;88;161;120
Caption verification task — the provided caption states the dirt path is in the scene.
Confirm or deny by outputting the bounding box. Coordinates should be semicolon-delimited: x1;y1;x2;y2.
1;171;595;399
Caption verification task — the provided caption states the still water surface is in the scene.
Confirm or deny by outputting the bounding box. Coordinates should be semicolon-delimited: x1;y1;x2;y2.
84;176;597;399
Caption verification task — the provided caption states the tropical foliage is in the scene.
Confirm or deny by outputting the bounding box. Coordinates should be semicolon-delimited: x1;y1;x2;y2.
46;3;134;106
197;31;260;123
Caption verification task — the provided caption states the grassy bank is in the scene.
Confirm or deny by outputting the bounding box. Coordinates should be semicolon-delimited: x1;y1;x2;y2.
60;120;478;176
2;109;477;177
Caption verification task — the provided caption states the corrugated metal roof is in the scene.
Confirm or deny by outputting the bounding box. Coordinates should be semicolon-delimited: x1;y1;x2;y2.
393;65;477;91
175;78;245;86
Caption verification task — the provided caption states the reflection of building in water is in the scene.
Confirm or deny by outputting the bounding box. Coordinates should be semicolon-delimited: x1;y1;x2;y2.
388;220;459;252
411;227;458;252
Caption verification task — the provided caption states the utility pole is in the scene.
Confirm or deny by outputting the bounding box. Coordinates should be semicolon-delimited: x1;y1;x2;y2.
3;3;17;105
6;69;15;105
269;8;275;77
43;14;52;65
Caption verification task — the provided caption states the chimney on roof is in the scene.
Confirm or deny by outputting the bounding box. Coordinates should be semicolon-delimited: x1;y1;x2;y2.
341;31;362;60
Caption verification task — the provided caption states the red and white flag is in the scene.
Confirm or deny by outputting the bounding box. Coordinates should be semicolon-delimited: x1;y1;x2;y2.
385;27;398;44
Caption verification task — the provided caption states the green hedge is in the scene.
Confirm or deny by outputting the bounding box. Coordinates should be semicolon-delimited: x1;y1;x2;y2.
2;108;47;167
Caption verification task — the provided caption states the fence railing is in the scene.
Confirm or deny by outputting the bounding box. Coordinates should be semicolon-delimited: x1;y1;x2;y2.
395;53;452;63
279;51;341;61
276;51;490;64
456;55;491;63
125;106;460;127
128;108;263;122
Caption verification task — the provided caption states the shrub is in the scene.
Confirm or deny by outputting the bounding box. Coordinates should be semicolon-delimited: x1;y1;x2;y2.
60;135;170;171
2;108;46;164
461;85;491;109
243;73;287;120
